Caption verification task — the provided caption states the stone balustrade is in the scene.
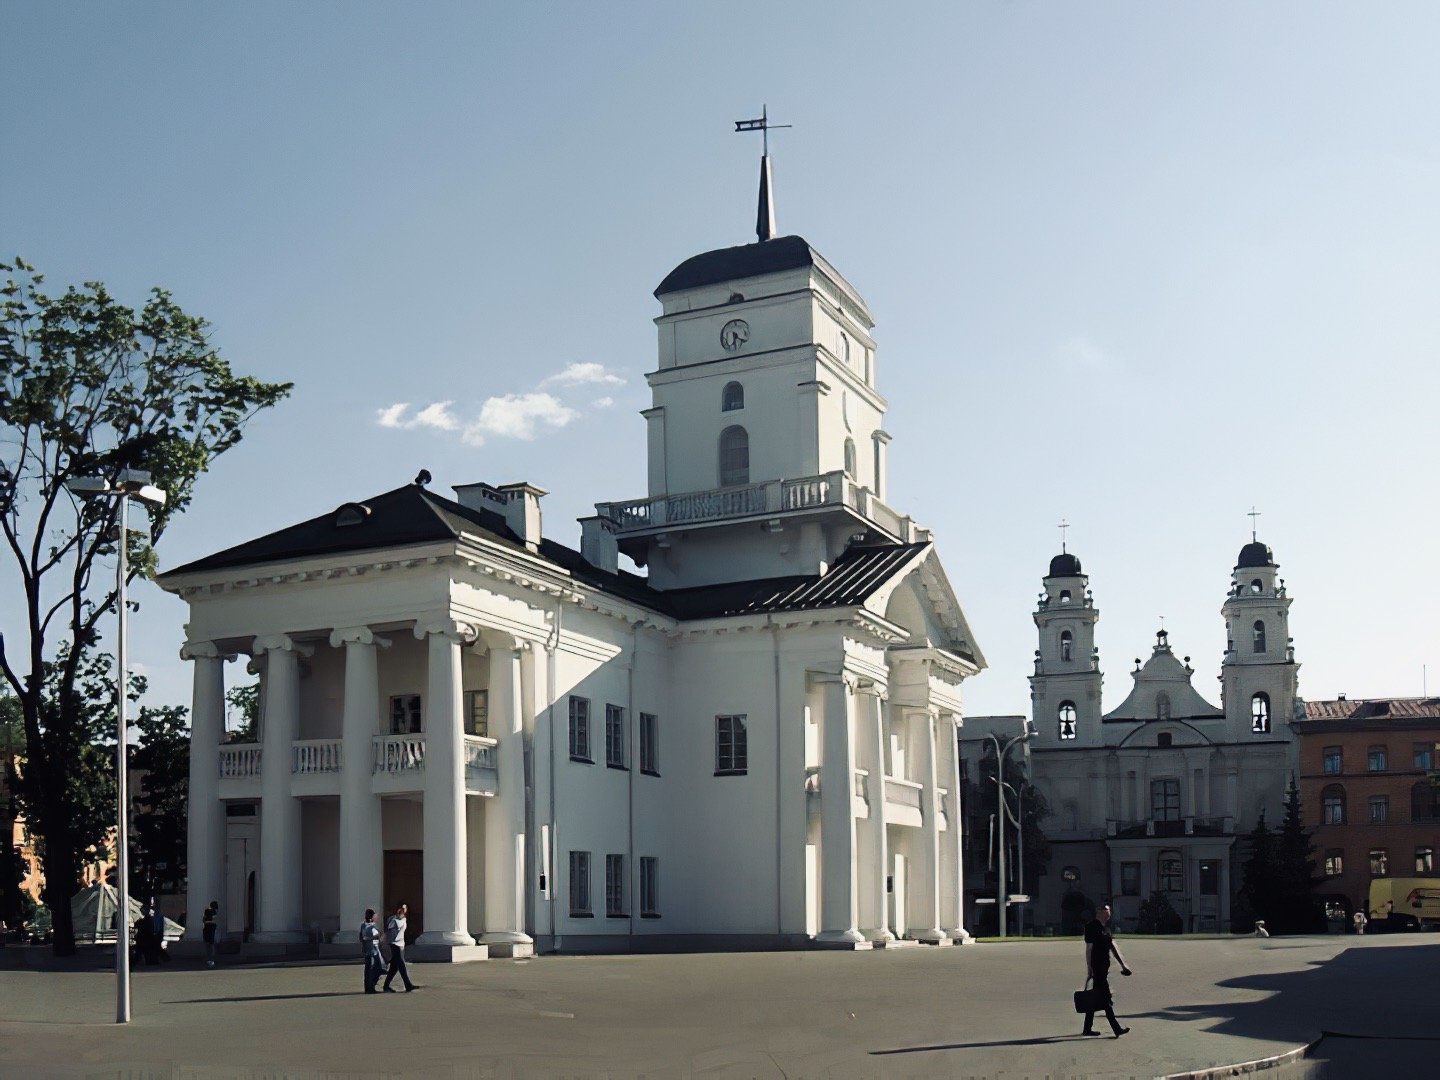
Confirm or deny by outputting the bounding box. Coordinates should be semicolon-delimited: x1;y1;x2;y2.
884;776;924;811
292;738;342;774
374;732;426;773
219;743;262;778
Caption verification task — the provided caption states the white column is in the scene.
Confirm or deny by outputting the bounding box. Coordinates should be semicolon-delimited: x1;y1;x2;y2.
815;673;863;945
939;714;970;942
858;685;893;943
416;619;472;946
253;634;309;942
481;639;533;956
182;641;229;940
910;708;945;942
331;627;387;940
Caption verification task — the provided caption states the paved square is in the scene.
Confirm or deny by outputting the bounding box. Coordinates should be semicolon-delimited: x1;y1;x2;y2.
2;935;1433;1078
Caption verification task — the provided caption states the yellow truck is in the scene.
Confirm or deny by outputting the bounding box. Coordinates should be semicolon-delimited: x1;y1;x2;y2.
1367;878;1440;931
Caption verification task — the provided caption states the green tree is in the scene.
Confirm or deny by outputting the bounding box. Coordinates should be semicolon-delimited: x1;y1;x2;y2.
225;681;260;742
1236;810;1276;932
1271;777;1324;934
1;691;26;928
1136;889;1183;934
0;257;290;954
975;744;1052;925
131;704;190;899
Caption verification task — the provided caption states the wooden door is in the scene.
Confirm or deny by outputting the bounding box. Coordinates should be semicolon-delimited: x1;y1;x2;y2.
383;850;423;943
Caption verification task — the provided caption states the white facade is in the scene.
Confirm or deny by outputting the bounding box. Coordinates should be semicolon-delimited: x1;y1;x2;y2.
997;542;1301;933
162;225;985;957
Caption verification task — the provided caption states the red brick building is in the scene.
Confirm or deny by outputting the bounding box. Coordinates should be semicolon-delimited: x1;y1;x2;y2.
1294;697;1440;923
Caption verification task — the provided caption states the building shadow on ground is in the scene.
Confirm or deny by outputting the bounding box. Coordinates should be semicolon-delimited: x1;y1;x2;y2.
163;990;365;1004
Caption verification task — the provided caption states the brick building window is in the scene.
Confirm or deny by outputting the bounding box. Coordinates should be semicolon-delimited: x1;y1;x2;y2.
1322;746;1342;775
1412;781;1440;824
1321;784;1346;825
1368;745;1388;772
1416;847;1434;874
1369;849;1389;877
1368;795;1390;824
1323;850;1344;877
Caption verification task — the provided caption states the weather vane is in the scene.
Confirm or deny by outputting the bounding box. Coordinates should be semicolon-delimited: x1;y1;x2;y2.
734;105;791;244
734;104;791;156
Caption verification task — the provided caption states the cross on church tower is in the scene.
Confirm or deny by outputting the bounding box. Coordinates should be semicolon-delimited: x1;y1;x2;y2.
735;105;791;242
1057;518;1069;554
1247;506;1262;541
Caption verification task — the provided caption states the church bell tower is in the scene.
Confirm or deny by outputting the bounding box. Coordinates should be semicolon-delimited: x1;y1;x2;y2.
1220;534;1299;740
1030;546;1104;748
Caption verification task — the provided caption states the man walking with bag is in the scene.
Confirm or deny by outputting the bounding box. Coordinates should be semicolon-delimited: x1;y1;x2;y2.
382;902;417;993
1082;903;1132;1038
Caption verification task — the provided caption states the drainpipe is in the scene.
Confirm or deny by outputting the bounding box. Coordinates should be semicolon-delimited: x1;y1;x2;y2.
546;598;562;946
628;622;637;945
771;617;783;936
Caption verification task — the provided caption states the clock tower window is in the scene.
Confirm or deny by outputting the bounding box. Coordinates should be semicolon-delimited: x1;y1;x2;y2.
1253;620;1266;653
721;381;745;412
719;426;750;487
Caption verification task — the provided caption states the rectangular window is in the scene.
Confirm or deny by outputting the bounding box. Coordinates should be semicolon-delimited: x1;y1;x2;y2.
640;856;660;916
1150;778;1181;822
1323;792;1345;825
605;853;626;917
1414;743;1434;771
1324;850;1344;877
1416;847;1435;874
605;704;626;768
568;697;591;762
1368;745;1388;772
1120;862;1141;897
1158;852;1183;893
1322;747;1342;775
463;689;488;737
716;714;748;775
1369;795;1389;824
1369;849;1389;877
568;850;591;916
639;713;659;775
389;694;422;734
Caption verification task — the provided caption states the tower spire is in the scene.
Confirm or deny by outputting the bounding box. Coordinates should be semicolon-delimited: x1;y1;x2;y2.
735;105;791;243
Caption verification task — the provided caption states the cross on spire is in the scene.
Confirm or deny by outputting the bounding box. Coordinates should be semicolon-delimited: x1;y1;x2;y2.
735;105;791;243
1057;518;1070;553
1247;506;1261;541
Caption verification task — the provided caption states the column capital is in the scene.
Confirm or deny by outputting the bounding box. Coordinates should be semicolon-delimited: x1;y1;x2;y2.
414;617;478;644
855;679;888;702
808;670;860;691
329;626;393;649
252;634;314;658
478;627;532;654
179;640;237;662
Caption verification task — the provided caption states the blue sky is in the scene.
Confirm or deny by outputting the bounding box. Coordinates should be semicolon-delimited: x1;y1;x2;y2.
4;1;1437;720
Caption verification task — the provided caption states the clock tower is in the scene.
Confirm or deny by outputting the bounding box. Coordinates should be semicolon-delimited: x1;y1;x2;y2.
592;142;925;590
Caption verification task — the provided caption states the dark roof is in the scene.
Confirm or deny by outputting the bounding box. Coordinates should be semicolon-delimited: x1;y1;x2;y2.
657;542;929;620
163;484;930;626
1236;541;1276;569
1302;697;1440;722
655;235;818;296
1047;552;1083;578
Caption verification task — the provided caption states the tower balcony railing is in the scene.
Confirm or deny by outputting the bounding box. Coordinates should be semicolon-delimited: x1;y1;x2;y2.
596;471;929;544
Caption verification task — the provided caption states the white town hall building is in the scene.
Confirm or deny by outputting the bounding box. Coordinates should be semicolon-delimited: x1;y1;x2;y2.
160;160;986;958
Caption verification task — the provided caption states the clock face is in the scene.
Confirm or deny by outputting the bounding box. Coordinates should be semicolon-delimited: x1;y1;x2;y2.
720;319;750;351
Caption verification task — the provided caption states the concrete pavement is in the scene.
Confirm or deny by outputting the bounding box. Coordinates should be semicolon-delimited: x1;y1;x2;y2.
1;934;1433;1078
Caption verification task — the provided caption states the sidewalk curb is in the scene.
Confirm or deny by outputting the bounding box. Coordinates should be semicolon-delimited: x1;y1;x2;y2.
1158;1037;1317;1080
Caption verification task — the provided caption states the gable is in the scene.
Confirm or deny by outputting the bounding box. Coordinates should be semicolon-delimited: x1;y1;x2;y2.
870;548;984;668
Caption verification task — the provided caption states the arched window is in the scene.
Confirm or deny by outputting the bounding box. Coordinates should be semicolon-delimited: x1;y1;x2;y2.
1158;850;1183;892
843;437;857;478
1059;590;1072;604
718;426;749;486
1252;620;1267;653
1322;784;1346;825
1058;701;1078;740
1059;630;1073;662
1250;578;1263;594
1251;692;1271;733
721;381;744;412
1413;781;1440;823
1156;692;1171;721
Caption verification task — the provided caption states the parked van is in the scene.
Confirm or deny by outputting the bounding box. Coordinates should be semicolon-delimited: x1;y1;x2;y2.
1367;878;1440;931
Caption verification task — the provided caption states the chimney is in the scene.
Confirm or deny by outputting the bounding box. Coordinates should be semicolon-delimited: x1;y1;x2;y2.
496;482;546;551
579;515;619;574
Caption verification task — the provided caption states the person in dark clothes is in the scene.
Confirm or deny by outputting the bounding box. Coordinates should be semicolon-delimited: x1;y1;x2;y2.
359;908;384;993
1082;903;1132;1038
202;901;219;967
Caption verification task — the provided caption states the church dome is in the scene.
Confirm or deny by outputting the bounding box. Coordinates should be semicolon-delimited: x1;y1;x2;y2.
656;235;819;295
1236;541;1276;569
1047;552;1083;577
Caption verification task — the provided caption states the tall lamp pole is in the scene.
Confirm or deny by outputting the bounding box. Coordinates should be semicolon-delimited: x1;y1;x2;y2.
65;470;167;1024
986;720;1037;938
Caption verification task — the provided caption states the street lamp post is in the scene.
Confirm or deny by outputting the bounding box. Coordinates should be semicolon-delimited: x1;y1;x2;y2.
986;720;1037;938
65;470;166;1024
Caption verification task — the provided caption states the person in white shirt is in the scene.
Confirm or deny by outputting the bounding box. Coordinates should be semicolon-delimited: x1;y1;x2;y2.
358;908;384;993
382;902;416;992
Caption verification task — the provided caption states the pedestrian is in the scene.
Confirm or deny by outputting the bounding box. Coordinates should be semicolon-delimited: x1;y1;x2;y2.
1081;903;1132;1038
359;908;384;993
1352;910;1367;935
1253;919;1270;938
382;902;417;992
135;905;159;966
202;900;219;967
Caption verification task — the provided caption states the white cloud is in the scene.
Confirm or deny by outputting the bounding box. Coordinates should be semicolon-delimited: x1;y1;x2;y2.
463;392;579;446
591;396;615;409
375;401;459;432
540;361;625;388
1056;336;1118;372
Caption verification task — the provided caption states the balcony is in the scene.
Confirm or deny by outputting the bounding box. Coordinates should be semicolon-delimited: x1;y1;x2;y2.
885;776;925;828
215;733;500;797
595;471;930;545
1107;815;1233;840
